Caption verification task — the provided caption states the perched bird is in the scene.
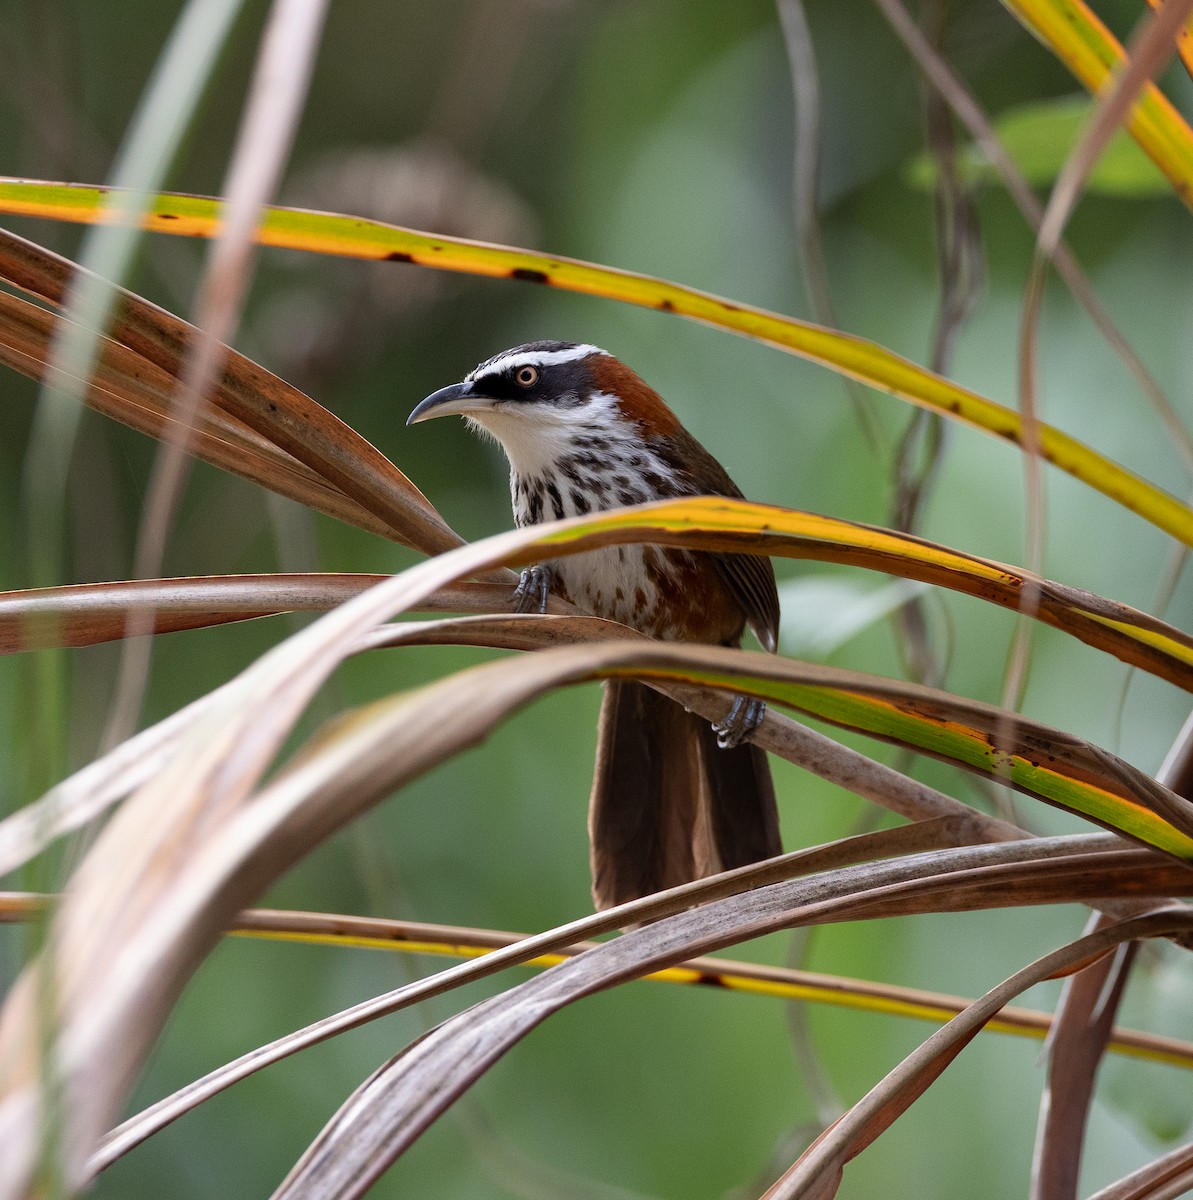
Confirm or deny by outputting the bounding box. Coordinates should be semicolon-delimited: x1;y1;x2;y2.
408;341;781;909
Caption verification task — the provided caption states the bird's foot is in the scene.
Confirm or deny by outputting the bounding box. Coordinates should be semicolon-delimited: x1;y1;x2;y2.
713;695;765;750
512;565;552;614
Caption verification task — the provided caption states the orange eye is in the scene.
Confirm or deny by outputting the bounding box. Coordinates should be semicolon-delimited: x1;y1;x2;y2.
514;365;539;387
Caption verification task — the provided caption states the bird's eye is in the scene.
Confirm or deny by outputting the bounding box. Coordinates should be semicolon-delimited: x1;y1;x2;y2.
514;365;539;387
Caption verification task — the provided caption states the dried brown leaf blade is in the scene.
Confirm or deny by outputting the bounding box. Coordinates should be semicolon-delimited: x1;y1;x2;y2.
1031;915;1138;1200
231;610;1193;857
0;290;398;541
1;522;1189;1193
15;609;1193;880
1087;1139;1193;1199
766;910;1193;1199
93;824;972;1171
0;576;515;653
0;528;537;1192
3;495;1192;703
0;608;970;883
4;507;1193;881
0;526;668;1190
58;833;1193;1179
216;905;1193;1065
0;226;464;559
270;860;1193;1200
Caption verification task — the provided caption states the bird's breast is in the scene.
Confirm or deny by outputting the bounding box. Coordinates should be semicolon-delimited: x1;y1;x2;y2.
511;460;745;644
555;543;746;644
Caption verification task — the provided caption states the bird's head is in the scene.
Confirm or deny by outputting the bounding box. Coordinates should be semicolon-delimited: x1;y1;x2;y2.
407;341;681;477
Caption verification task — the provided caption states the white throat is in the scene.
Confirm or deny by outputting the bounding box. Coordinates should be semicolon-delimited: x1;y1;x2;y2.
466;391;628;479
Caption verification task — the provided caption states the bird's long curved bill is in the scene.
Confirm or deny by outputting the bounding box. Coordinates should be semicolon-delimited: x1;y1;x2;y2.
407;381;494;425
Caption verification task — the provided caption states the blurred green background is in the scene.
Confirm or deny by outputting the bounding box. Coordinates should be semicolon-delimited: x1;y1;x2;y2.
2;1;1193;1196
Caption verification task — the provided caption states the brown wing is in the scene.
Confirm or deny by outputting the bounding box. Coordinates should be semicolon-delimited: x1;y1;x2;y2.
709;549;780;652
653;426;781;652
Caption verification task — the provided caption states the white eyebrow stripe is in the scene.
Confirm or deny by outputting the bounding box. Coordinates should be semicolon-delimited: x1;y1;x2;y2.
469;344;606;378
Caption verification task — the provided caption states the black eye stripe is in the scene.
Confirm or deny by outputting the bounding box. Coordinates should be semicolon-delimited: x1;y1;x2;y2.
468;356;592;400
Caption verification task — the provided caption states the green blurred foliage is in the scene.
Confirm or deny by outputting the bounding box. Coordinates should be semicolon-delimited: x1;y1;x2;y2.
2;0;1193;1196
905;94;1174;197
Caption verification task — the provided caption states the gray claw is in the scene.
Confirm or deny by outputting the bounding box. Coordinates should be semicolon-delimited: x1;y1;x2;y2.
512;565;552;614
713;695;765;750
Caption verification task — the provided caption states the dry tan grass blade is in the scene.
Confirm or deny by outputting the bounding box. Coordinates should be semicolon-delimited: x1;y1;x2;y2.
0;585;1176;894
0;603;965;885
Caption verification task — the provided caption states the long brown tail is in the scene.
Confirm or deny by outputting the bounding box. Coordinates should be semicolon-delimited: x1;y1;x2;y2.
588;680;781;911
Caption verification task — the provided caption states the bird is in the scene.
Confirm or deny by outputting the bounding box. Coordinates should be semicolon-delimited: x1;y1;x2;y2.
407;340;781;910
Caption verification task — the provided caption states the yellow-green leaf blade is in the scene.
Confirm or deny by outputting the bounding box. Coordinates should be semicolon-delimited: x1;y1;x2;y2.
4;499;1193;700
529;497;1193;691
4;894;1183;1066
2;179;1192;548
588;650;1193;860
1003;0;1193;207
